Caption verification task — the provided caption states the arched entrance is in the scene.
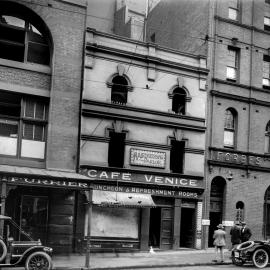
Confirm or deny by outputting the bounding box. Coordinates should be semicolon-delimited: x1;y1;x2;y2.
208;176;226;247
264;186;270;239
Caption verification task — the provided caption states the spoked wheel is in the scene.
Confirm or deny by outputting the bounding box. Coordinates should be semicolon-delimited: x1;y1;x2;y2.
0;239;7;262
25;251;52;270
252;249;269;268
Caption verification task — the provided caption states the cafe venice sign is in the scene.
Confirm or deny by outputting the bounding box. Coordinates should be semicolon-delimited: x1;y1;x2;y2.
80;168;203;189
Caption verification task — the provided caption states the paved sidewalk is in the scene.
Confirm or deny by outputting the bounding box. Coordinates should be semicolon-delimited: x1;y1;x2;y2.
53;249;232;270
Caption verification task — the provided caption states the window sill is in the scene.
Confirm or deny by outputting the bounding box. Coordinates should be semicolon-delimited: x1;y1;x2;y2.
0;58;51;75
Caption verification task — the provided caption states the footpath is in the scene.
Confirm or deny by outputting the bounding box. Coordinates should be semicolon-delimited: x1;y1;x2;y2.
53;249;232;270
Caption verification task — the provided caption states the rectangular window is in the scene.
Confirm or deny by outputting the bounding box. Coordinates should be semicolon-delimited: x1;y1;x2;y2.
265;17;270;31
170;140;185;173
108;131;126;168
226;47;239;81
0;92;47;159
228;8;238;21
224;130;234;147
263;55;270;88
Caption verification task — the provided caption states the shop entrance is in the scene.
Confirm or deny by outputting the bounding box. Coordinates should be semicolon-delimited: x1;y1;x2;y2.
149;207;161;247
19;195;49;244
180;208;195;248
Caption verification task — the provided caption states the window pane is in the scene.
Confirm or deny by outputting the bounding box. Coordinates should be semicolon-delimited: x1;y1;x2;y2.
23;123;34;140
0;136;17;156
224;130;234;146
28;24;46;43
21;140;45;159
263;61;270;78
0;119;18;137
265;17;270;26
227;49;236;67
228;8;238;20
0;42;25;62
35;102;46;119
227;66;236;80
263;78;270;86
24;100;35;118
27;42;50;65
1;16;25;29
34;125;44;141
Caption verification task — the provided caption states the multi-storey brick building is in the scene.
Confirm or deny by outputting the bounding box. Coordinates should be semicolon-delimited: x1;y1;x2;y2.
147;0;270;248
79;28;208;251
0;0;87;253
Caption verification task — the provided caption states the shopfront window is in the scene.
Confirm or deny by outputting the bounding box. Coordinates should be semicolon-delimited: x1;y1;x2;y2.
86;206;139;239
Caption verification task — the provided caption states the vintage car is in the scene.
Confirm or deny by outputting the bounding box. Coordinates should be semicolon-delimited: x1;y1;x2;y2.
232;240;270;268
0;215;53;269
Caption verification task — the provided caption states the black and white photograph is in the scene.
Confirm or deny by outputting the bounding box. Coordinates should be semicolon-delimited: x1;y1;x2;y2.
0;0;269;269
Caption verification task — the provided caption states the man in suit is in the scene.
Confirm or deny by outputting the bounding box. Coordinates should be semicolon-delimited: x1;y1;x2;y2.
230;221;241;249
240;221;252;242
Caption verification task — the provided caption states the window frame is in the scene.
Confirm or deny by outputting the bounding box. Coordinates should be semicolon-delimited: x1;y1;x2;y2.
226;46;239;82
264;16;270;31
228;7;238;21
172;88;187;115
0;93;48;160
263;55;270;89
0;13;50;65
224;109;237;149
265;122;270;153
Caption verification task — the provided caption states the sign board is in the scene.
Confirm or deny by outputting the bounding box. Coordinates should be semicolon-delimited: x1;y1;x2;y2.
223;220;234;227
91;184;202;199
130;148;166;168
201;219;210;225
80;168;203;189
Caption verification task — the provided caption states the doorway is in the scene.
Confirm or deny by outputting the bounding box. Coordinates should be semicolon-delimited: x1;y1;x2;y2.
180;208;195;248
20;195;49;244
149;207;161;247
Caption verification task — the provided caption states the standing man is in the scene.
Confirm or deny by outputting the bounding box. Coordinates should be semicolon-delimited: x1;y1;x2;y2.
240;221;252;242
230;221;241;249
213;224;226;263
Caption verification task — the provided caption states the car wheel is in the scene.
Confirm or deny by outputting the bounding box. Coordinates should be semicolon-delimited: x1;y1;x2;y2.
25;251;52;270
252;248;269;268
0;239;7;262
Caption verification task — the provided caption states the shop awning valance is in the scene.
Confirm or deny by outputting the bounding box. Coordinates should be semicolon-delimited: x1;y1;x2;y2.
92;190;156;208
0;165;90;189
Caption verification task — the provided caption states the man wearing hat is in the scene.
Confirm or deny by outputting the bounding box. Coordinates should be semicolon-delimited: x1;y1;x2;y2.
240;221;252;242
213;224;226;262
230;221;241;249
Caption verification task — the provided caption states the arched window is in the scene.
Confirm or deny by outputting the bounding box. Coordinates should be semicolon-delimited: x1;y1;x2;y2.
224;108;237;148
111;76;128;105
265;121;270;153
172;88;186;115
236;201;245;222
0;3;51;65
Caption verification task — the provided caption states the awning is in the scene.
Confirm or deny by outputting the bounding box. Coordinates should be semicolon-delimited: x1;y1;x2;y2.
92;190;156;208
0;165;90;189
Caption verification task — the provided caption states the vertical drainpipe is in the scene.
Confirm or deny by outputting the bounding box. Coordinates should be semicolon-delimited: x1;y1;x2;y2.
202;0;217;249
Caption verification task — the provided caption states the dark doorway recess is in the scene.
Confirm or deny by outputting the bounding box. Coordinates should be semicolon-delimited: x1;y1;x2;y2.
180;208;195;248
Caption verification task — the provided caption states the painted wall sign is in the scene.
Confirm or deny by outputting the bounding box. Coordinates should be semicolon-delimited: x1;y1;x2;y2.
130;148;166;168
211;150;265;167
91;184;201;199
223;220;234;227
80;168;203;189
5;176;89;189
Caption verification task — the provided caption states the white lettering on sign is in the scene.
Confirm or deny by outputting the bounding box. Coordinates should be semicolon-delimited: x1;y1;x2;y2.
84;169;201;188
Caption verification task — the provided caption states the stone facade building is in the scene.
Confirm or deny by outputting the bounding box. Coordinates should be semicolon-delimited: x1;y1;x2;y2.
0;0;87;253
79;28;208;251
147;0;270;248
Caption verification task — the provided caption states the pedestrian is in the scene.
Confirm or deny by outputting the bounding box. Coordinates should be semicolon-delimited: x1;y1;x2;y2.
213;224;226;263
240;221;252;242
230;221;241;250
